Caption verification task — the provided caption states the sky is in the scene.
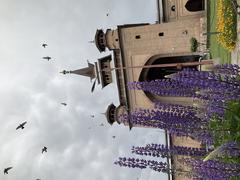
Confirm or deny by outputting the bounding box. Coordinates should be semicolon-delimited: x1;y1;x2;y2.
0;0;168;180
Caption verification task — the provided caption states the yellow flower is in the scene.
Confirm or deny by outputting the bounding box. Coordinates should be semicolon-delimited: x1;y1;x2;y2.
216;0;236;51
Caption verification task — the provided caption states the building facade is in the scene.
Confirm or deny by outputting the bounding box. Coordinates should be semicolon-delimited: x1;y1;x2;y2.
98;1;206;180
65;1;208;179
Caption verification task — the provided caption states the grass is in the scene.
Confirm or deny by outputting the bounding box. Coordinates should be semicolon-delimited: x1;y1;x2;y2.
207;0;233;64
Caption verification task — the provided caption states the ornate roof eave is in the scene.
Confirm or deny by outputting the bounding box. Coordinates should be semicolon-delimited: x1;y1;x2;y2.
95;29;106;52
94;62;100;84
97;55;112;88
105;103;116;125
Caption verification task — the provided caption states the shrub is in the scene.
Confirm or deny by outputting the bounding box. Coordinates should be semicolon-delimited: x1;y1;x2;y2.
190;37;198;52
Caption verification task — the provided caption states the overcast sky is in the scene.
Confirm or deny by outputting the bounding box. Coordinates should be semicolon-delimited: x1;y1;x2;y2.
0;0;168;180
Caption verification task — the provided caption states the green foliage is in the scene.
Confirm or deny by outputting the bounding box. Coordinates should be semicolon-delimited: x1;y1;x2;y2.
209;101;240;166
190;37;198;52
230;177;240;180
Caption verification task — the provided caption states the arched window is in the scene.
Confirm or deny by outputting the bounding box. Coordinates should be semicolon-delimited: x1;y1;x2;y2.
138;54;200;104
185;0;204;12
139;55;200;82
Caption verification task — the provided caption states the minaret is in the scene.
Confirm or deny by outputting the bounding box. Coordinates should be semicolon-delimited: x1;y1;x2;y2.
103;103;132;130
61;55;113;91
60;62;96;81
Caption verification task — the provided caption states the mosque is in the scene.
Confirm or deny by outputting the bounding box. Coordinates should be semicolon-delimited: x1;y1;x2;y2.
62;1;210;179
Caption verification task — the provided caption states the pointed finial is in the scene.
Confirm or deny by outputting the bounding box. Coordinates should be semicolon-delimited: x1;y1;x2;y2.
60;70;71;74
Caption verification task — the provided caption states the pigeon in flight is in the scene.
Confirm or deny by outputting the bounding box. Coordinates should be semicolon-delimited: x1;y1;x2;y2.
16;121;27;130
90;115;94;118
100;123;104;126
42;56;51;61
106;13;109;16
61;103;67;106
4;167;13;174
42;146;47;154
112;136;116;139
42;43;48;48
36;179;41;180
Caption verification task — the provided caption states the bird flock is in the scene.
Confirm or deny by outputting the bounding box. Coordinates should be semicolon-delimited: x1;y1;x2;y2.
4;121;48;179
3;42;117;179
3;43;68;180
42;43;51;61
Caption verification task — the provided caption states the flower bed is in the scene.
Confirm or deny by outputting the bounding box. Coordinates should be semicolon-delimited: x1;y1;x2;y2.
216;0;237;51
115;64;240;179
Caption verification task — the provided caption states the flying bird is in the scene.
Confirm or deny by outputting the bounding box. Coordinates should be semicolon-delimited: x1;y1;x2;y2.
100;123;104;126
106;13;109;16
36;179;41;180
4;167;13;174
90;115;95;118
16;121;27;130
61;103;67;106
112;136;116;139
42;146;47;154
42;43;48;48
42;56;51;61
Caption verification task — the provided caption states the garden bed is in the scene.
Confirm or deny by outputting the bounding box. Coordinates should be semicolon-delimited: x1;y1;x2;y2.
207;0;235;63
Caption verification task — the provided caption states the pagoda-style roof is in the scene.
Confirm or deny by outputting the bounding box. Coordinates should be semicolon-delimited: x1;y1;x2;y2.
104;104;132;129
60;61;101;93
69;62;96;80
98;55;112;88
95;29;106;52
105;103;116;125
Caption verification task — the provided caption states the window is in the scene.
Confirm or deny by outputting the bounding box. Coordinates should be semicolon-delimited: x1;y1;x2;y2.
159;32;164;36
135;35;141;39
171;5;176;11
185;0;204;12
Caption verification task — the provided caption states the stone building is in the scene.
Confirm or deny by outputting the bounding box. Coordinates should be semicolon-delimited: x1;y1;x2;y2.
99;0;206;131
63;0;208;179
100;1;207;180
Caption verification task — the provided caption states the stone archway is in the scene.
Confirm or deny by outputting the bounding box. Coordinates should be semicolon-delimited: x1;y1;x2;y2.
185;0;204;12
138;54;200;104
139;54;200;82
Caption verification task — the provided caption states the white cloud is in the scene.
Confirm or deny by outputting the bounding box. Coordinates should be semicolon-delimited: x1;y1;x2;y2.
0;0;167;180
